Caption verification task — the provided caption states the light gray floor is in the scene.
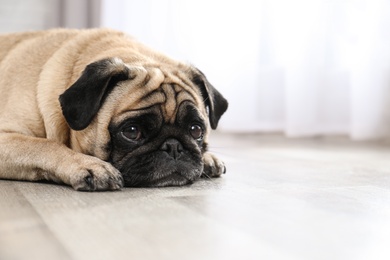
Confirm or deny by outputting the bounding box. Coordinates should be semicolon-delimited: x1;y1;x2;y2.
1;133;390;260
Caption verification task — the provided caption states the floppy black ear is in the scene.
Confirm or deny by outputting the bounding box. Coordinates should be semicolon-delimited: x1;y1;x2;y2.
192;69;228;129
59;58;130;130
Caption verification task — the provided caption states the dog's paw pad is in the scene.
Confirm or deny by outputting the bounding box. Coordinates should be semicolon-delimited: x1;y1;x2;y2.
202;153;226;178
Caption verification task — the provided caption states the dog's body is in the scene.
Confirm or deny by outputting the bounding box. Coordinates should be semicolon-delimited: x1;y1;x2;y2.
0;28;228;191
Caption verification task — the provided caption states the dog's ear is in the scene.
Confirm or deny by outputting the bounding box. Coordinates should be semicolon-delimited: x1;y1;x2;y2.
191;69;228;129
59;58;131;130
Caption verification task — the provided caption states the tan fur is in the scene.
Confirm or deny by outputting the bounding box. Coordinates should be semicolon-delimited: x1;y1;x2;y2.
0;28;223;190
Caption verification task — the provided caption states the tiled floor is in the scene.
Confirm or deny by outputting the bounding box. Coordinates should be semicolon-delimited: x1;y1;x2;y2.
1;133;390;260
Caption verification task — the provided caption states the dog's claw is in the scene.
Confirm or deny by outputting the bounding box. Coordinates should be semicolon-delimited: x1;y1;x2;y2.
85;172;95;189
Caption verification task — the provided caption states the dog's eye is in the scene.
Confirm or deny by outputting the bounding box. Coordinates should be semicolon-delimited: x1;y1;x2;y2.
189;125;204;141
121;126;142;141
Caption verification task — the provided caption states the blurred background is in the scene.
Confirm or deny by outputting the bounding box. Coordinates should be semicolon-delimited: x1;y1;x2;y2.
2;2;390;259
1;0;389;141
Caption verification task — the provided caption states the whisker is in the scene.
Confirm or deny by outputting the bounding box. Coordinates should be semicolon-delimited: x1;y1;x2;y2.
207;145;232;149
201;172;212;179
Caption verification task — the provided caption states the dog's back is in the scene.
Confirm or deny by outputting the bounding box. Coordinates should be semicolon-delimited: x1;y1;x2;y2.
0;30;77;136
0;31;43;60
0;29;133;137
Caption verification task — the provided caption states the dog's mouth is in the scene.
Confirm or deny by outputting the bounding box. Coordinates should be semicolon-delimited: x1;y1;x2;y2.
147;171;194;187
121;169;202;187
113;149;204;187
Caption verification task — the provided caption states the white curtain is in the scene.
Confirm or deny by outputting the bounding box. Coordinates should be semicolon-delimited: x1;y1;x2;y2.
0;0;100;33
101;0;390;140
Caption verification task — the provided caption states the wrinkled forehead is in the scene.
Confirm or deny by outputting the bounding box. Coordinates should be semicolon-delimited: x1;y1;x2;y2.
113;66;206;123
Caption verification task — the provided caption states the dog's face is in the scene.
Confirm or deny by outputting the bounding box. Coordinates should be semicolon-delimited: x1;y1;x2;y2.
108;102;205;187
59;58;228;187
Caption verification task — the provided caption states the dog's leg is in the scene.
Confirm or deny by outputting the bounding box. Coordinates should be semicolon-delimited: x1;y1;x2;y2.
0;133;123;191
202;152;226;178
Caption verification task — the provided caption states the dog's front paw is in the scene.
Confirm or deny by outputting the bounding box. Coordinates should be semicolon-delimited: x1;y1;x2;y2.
68;156;124;191
202;153;226;178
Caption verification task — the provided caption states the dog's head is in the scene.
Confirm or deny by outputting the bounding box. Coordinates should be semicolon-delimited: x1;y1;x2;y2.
59;58;228;187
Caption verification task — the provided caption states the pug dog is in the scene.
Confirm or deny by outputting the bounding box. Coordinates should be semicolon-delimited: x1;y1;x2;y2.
0;28;228;191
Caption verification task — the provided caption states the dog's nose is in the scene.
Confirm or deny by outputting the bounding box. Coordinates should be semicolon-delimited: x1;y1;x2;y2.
160;138;183;160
